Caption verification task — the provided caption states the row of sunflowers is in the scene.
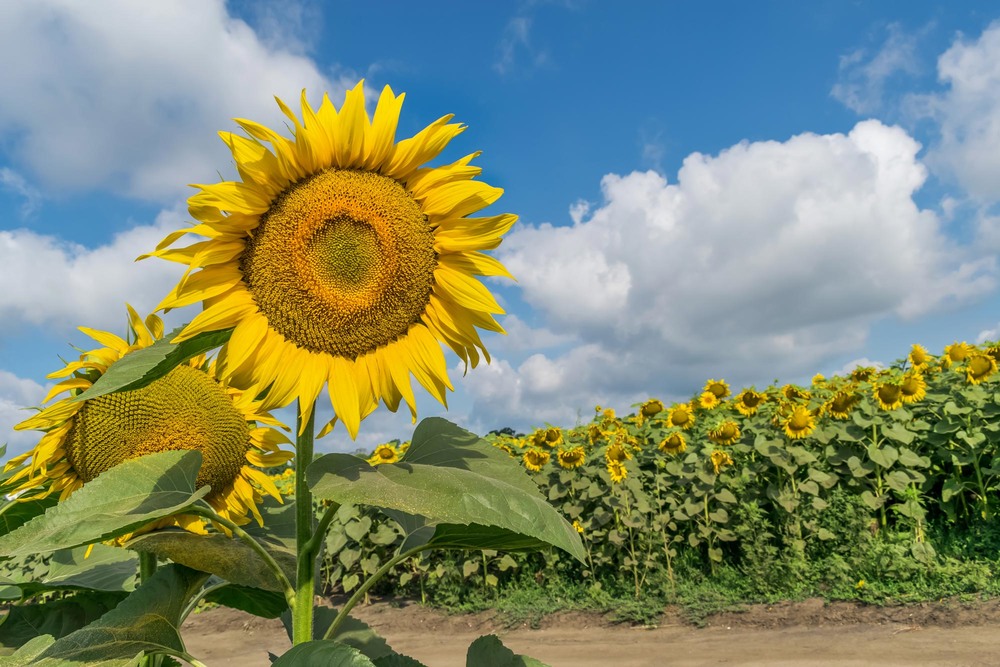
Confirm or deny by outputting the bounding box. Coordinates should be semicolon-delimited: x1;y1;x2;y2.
302;340;1000;600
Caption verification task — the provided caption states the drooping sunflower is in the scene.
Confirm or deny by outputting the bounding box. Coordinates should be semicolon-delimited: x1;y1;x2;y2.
703;379;730;400
942;342;970;368
965;353;998;385
781;384;810;402
708;420;741;446
522;449;550;472
144;82;516;438
666;403;695;430
909;344;930;369
368;443;400;466
710;450;733;475
587;423;605;445
6;307;292;530
557;446;586;470
697;391;720;410
658;432;686;456
900;371;927;404
826;390;859;419
531;427;563;448
734;388;765;416
873;381;903;411
635;398;664;426
782;405;816;440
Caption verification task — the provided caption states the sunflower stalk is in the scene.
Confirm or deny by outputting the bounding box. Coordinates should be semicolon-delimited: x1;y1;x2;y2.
292;400;317;644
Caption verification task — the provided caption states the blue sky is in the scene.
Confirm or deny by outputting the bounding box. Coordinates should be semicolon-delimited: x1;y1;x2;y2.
2;1;1000;454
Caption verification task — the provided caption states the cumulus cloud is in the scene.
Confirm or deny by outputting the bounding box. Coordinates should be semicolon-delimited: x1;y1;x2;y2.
832;23;922;115
0;210;187;336
0;371;49;455
912;22;1000;203
478;120;994;424
0;0;352;202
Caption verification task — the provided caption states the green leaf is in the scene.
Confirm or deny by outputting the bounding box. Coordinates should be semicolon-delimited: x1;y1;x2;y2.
271;641;376;666
1;564;207;666
72;327;233;403
866;444;898;468
374;654;427;667
43;544;138;592
281;608;394;661
897;448;930;469
125;501;296;592
881;423;915;445
0;451;209;558
466;635;549;667
204;584;288;619
308;419;585;562
941;478;965;502
0;591;126;649
0;497;58;537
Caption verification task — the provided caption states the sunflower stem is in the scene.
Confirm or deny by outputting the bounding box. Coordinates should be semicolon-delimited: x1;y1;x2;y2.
307;500;341;556
138;553;161;667
293;400;317;645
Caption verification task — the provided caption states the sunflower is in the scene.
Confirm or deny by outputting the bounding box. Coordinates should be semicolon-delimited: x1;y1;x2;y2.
697;391;720;410
782;405;816;440
708;420;741;446
557;446;587;470
909;344;930;369
811;373;826;387
6;307;292;530
703;379;730;400
607;461;628;484
587;423;604;445
572;519;585;534
522;449;550;472
985;344;1000;365
849;366;877;383
873;381;903;411
781;384;810;402
368;443;400;466
144;82;516;439
900;372;927;403
658;432;686;456
734;389;765;416
710;450;734;475
826;390;859;419
635;398;664;426
942;342;970;368
666;403;695;430
605;443;632;464
966;353;998;385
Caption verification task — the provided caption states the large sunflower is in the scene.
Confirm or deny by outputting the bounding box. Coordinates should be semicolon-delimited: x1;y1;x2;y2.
144;82;516;438
6;307;292;530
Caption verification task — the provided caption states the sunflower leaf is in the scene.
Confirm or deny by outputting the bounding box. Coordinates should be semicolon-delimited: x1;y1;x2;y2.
466;635;549;667
204;583;288;619
307;418;585;563
279;608;395;661
270;641;377;666
0;590;127;650
0;451;209;558
0;564;208;666
71;326;234;402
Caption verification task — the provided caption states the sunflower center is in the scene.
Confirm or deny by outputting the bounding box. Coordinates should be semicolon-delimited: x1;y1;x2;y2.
789;411;811;429
241;168;437;359
65;365;250;491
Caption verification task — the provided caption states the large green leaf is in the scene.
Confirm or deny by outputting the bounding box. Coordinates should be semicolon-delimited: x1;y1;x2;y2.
72;327;233;403
0;591;126;649
0;564;207;666
204;584;287;619
308;419;584;562
125;501;296;592
271;641;376;666
44;545;138;593
0;497;58;537
466;635;549;667
280;608;393;661
0;451;209;558
384;510;549;554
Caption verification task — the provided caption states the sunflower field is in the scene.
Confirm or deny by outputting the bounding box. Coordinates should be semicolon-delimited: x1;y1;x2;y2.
311;340;1000;615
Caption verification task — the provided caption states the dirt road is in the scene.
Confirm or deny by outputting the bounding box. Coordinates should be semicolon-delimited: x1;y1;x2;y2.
181;597;1000;666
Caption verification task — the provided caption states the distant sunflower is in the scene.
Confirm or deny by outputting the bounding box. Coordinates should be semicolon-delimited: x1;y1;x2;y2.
557;446;586;470
6;307;292;530
636;398;664;426
607;461;628;484
734;389;765;416
873;381;903;411
144;82;516;438
666;403;695;430
811;373;826;387
703;379;730;400
942;342;970;368
708;421;741;446
710;450;733;475
985;344;1000;365
658;432;686;456
587;423;604;445
900;372;926;404
826;390;859;419
966;353;998;385
605;443;632;464
697;391;720;410
909;344;930;369
782;384;810;402
368;443;399;466
522;449;550;472
782;405;816;440
849;366;877;383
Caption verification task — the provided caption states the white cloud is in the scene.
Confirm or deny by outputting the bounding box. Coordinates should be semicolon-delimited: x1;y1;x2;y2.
913;21;1000;203
0;370;49;455
833;358;886;376
489;120;994;420
0;168;41;218
0;210;187;336
977;325;1000;345
0;0;352;203
494;16;549;76
832;23;922;115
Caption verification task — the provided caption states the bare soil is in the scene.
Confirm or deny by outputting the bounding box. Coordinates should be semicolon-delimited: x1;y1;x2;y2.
182;597;1000;666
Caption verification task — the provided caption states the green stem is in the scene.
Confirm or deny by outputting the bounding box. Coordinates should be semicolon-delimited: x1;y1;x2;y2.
322;545;427;641
180;581;230;624
306;501;341;557
189;505;295;608
152;648;209;667
293;400;317;645
138;553;161;667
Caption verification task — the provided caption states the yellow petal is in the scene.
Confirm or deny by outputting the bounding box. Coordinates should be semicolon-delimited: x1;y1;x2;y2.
363;86;404;169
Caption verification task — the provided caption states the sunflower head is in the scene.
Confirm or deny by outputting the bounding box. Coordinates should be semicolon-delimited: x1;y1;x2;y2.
703;379;730;400
710;450;734;475
966;353;998;385
849;366;877;383
7;306;292;531
522;449;550;472
636;398;664;426
658;432;687;456
145;82;516;439
943;342;970;367
783;405;816;440
781;384;810;402
900;372;927;403
557;446;587;470
697;391;720;410
667;403;695;430
606;460;628;484
368;443;400;466
826;390;859;419
708;420;741;446
811;373;826;387
909;344;930;368
605;443;632;464
734;389;765;416
873;381;903;411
